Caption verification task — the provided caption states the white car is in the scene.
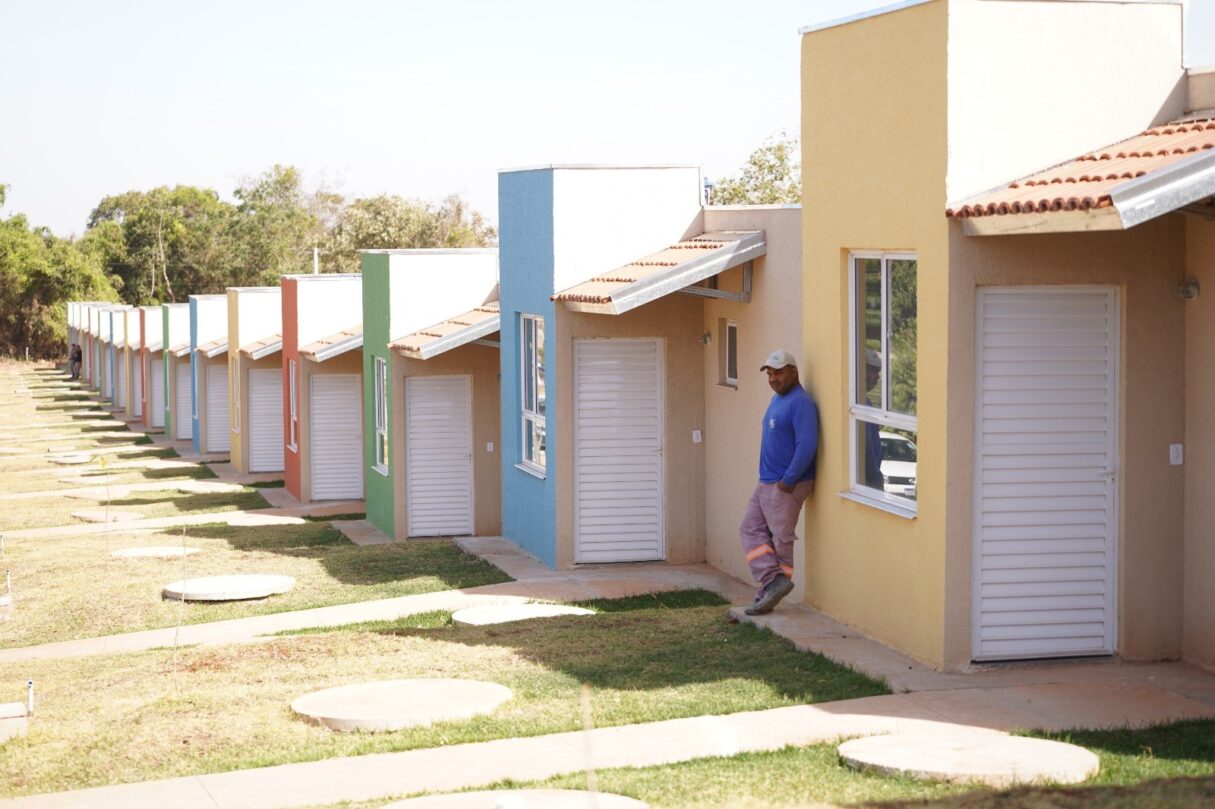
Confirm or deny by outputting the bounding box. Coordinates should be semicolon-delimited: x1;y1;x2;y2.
879;431;917;499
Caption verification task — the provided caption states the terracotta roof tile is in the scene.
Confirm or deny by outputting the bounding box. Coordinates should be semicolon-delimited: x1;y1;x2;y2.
299;325;362;360
947;117;1215;220
239;333;283;359
551;234;756;307
391;302;500;358
196;337;227;357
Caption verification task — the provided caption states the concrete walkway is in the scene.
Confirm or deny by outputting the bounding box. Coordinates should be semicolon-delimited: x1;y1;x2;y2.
1;534;1213;809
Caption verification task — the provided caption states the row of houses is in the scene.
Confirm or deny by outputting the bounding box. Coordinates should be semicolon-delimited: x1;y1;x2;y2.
64;0;1215;675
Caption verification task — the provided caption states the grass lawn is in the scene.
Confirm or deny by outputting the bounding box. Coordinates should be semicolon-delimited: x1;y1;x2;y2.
0;591;885;797
0;484;270;530
0;459;213;495
0;524;511;648
0;445;176;474
298;719;1215;809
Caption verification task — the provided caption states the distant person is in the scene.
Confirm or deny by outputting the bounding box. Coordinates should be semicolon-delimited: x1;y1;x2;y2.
739;349;819;616
69;343;82;380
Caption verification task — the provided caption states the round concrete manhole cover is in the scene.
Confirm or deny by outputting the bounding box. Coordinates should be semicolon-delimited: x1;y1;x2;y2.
162;574;295;602
112;546;202;559
72;509;141;523
51;454;93;465
292;679;513;732
383;790;649;808
838;732;1099;787
452;603;595;626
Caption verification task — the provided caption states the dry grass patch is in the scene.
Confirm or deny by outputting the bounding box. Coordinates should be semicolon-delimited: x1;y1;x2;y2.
0;524;510;647
0;592;884;797
0;484;269;530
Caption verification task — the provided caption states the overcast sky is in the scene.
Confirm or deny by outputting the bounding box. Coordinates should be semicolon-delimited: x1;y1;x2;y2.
3;0;1213;237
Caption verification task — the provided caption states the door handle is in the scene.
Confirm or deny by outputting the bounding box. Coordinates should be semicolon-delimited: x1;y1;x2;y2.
1099;468;1117;482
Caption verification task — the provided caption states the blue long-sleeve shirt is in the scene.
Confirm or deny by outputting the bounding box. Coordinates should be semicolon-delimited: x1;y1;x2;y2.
758;385;819;485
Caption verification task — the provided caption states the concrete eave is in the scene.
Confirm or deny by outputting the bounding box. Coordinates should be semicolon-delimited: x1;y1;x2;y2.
560;232;766;315
393;316;501;361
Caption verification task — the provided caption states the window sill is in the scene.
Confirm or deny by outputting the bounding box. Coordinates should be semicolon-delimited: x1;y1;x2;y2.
716;382;738;391
838;490;917;520
287;443;298;454
515;462;546;480
372;464;390;478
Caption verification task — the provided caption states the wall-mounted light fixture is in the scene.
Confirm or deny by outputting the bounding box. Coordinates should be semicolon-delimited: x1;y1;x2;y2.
1176;278;1200;301
699;332;712;345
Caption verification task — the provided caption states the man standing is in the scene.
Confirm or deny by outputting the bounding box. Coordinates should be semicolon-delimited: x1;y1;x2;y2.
69;343;83;380
739;349;819;615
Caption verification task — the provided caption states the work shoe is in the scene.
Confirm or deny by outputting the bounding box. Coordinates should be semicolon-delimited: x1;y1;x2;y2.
744;573;793;615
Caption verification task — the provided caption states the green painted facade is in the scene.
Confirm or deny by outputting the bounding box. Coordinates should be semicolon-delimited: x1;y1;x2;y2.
360;253;394;537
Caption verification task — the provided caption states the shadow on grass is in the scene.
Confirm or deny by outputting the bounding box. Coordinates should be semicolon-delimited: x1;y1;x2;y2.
370;589;889;705
105;488;271;514
175;524;509;591
136;465;218;482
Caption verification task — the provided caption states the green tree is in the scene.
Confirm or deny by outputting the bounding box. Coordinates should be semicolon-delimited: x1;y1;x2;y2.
323;193;496;272
229;165;321;283
711;131;800;205
0;188;120;357
87;186;235;304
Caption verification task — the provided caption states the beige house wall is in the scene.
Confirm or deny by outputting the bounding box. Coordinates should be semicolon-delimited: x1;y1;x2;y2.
194;354;229;454
802;0;951;667
945;216;1188;668
701;206;806;598
231;353;282;473
297;350;363;503
392;343;502;541
553;295;707;568
1184;216;1215;667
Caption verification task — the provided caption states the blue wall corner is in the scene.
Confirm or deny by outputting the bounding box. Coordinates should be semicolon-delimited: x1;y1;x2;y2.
498;169;558;568
189;298;201;454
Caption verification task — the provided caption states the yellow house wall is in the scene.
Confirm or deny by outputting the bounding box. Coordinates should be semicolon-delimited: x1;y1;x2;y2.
802;0;950;667
298;351;363;504
554;295;707;568
945;217;1187;667
391;344;502;541
701;206;806;598
1184;216;1215;667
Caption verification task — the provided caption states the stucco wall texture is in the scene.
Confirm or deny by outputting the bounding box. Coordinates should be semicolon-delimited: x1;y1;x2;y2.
702;206;805;600
393;343;502;540
1184;217;1215;667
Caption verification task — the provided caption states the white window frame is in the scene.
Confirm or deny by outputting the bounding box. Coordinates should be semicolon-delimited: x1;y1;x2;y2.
373;356;389;475
518;314;545;476
720;318;739;388
846;251;917;516
287;359;298;452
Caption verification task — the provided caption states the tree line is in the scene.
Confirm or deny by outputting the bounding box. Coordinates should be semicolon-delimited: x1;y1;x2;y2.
0;165;496;359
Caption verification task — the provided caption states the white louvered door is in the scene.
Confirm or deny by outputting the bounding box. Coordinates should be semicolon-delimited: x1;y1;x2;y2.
205;363;231;452
132;355;143;417
175;363;192;440
115;356;126;408
150;358;164;427
406;375;474;537
309;374;363;500
574;338;664;563
972;287;1118;661
248;368;284;472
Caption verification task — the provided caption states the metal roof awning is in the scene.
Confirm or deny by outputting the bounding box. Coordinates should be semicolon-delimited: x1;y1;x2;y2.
391;302;500;360
948;117;1215;235
170;342;191;358
196;338;228;358
240;334;283;361
300;326;363;363
551;231;766;315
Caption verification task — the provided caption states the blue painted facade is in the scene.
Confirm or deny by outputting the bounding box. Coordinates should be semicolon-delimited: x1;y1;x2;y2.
498;169;558;567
